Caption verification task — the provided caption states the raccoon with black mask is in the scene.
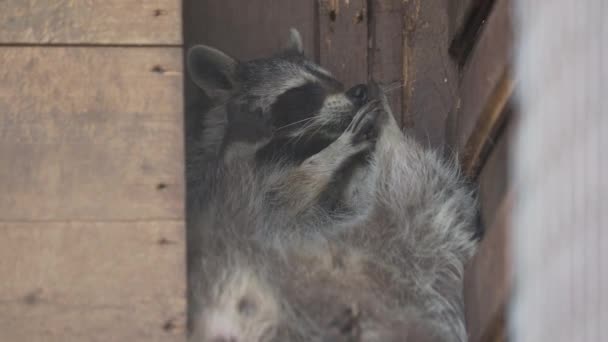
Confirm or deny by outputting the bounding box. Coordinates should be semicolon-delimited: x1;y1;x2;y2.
187;29;479;342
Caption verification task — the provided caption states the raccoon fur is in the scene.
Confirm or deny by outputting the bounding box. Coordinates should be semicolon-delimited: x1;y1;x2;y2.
186;29;479;342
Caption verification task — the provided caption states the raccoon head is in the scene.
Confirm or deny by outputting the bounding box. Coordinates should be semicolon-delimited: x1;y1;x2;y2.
187;29;370;162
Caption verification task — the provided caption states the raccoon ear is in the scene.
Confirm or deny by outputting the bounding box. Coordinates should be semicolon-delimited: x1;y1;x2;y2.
285;28;304;55
187;45;239;100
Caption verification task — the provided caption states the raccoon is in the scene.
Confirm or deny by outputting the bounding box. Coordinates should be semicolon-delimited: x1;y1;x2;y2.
186;29;479;342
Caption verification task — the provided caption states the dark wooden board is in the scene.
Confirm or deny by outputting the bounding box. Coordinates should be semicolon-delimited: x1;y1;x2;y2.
0;0;182;45
183;1;316;60
448;0;476;40
402;0;459;148
318;0;368;88
0;221;186;342
478;121;511;229
465;195;512;342
368;0;404;127
0;47;184;221
445;0;514;168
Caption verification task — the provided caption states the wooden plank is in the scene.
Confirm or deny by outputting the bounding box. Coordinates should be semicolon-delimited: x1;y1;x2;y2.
445;0;514;165
449;0;497;67
368;0;404;127
461;77;513;177
183;1;316;61
402;0;459;148
0;221;186;342
465;195;512;342
318;0;368;88
0;47;184;221
447;0;477;40
477;120;511;229
0;0;182;45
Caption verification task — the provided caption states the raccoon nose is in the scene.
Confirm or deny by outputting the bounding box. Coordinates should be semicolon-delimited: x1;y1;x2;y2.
346;84;368;107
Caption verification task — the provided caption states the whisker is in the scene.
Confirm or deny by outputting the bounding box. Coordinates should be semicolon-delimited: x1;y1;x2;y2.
275;117;315;131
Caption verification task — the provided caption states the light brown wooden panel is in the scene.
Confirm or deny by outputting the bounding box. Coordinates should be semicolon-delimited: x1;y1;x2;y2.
318;0;368;88
0;0;182;45
465;195;512;342
445;0;514;173
0;47;184;221
0;221;186;342
402;0;459;148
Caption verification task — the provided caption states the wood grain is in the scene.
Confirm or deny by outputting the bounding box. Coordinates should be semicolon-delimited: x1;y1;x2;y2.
465;195;512;342
0;47;184;221
402;0;459;148
461;73;513;177
447;0;476;40
318;0;368;88
0;0;182;45
478;121;511;230
445;0;514;161
0;221;186;342
368;0;404;126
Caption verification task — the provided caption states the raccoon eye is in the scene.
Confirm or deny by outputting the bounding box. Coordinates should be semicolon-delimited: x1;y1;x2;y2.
271;82;325;129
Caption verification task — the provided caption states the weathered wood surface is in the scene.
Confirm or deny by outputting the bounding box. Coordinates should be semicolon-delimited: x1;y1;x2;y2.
465;195;512;342
368;0;404;127
0;47;184;221
0;221;186;342
318;0;368;88
446;0;514;163
184;1;316;60
0;0;182;45
478;122;511;229
402;0;459;148
447;0;476;40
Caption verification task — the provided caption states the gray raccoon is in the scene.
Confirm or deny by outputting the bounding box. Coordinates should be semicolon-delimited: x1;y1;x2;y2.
187;29;479;342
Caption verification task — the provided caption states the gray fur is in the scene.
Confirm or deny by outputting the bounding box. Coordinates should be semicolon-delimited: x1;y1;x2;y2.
187;29;478;342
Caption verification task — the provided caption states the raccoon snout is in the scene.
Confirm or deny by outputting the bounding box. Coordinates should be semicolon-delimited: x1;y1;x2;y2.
346;84;368;108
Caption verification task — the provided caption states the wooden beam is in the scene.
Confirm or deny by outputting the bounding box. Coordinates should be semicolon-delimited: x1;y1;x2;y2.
0;0;182;45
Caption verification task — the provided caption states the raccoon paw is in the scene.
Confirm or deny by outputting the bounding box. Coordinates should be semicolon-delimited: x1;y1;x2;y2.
347;103;385;146
325;305;361;342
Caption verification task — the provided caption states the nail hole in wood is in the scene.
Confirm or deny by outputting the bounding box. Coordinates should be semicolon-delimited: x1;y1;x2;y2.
355;10;364;24
162;319;176;332
153;9;167;17
329;10;337;22
151;65;166;74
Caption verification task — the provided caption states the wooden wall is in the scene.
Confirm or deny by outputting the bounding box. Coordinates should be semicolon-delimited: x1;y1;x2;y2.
0;0;513;340
0;1;187;341
185;1;515;341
